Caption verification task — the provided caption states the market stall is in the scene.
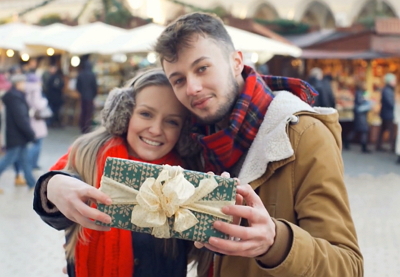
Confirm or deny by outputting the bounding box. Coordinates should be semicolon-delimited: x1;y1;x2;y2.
288;18;400;143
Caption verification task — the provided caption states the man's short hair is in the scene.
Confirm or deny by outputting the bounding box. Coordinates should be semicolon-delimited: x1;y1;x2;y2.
384;73;396;84
309;67;323;80
154;12;235;64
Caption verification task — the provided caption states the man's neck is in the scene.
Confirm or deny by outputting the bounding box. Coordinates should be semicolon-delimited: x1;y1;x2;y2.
216;117;231;130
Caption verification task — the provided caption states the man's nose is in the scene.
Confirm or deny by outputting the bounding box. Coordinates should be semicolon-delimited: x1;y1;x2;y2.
186;76;202;96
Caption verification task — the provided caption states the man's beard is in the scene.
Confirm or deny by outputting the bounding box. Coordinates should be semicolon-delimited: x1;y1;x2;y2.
197;72;240;125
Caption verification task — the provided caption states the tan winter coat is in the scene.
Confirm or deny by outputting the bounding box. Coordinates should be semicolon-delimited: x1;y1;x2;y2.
213;91;363;277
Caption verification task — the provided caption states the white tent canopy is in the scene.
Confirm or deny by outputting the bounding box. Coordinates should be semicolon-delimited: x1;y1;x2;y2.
24;23;73;46
0;22;41;51
25;22;128;55
98;23;164;55
23;23;73;56
225;26;302;57
97;23;301;58
0;21;301;58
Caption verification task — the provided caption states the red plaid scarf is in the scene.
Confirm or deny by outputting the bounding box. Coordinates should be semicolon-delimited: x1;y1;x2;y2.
192;66;318;174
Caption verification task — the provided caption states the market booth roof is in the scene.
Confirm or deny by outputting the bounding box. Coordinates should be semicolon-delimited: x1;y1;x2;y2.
288;18;400;59
300;49;395;59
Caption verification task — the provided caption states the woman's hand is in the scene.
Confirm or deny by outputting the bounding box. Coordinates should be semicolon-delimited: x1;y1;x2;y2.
47;174;112;231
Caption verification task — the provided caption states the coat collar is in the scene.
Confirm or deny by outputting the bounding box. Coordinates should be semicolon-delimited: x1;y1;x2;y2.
237;91;336;185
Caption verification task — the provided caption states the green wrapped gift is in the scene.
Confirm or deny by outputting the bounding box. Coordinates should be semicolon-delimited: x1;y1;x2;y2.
96;157;237;243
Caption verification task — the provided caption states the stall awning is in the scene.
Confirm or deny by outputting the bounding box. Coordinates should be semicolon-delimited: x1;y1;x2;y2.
301;49;395;59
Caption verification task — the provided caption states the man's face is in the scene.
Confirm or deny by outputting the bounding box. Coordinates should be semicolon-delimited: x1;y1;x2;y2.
163;35;243;124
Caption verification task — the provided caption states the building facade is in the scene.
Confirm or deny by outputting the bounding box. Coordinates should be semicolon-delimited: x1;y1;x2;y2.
0;0;399;28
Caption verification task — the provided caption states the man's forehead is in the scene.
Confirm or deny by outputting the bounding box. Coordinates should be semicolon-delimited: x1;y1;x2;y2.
162;36;220;70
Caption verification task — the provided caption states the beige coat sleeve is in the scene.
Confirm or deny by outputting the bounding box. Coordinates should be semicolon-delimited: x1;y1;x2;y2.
258;118;363;276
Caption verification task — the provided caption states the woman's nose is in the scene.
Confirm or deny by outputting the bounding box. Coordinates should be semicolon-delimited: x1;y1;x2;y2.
148;120;163;135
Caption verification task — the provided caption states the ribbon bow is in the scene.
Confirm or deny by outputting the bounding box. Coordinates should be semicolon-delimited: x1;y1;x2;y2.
100;165;232;238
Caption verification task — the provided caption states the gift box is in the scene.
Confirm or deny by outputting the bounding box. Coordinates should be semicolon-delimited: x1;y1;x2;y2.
96;157;237;243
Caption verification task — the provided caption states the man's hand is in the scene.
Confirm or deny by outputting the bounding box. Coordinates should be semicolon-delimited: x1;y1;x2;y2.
202;184;276;257
47;174;112;231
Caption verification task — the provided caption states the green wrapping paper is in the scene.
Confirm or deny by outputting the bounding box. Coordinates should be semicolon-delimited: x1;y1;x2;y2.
96;157;237;243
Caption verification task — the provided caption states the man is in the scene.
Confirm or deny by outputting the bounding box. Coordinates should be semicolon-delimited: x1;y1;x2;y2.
154;12;362;276
32;12;362;277
46;64;65;128
307;67;336;108
376;73;396;152
0;74;36;193
76;60;98;133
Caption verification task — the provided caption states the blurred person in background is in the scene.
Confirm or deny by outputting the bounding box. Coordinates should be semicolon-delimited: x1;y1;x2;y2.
46;64;65;128
307;67;336;108
14;72;48;174
344;81;372;153
14;73;53;185
0;69;11;95
76;60;98;134
41;66;51;99
395;95;400;164
0;74;36;193
0;66;28;185
376;73;396;152
0;69;12;160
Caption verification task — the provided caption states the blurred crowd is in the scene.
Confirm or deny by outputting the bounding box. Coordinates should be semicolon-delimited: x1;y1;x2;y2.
307;67;400;164
0;58;98;193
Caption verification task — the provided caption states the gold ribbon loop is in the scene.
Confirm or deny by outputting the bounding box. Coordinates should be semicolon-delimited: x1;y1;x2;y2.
100;165;233;239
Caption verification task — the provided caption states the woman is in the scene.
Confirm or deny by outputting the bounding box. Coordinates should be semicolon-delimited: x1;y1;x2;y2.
33;68;211;277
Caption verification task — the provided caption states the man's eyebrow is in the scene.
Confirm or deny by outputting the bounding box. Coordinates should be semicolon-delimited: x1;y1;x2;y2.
168;56;210;80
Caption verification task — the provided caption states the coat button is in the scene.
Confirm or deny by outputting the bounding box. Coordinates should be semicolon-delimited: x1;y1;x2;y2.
134;258;139;266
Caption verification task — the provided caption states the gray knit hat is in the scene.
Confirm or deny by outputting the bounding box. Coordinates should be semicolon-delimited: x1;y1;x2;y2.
10;74;26;84
101;86;135;136
101;68;169;136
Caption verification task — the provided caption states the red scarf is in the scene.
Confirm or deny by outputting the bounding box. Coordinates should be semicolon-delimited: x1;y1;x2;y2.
192;66;317;174
50;137;183;277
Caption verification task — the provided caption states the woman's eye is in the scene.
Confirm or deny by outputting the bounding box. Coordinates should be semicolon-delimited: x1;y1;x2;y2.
139;111;151;118
167;120;179;126
198;66;207;73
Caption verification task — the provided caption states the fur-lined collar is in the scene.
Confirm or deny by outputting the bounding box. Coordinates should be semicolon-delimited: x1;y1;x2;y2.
238;91;337;185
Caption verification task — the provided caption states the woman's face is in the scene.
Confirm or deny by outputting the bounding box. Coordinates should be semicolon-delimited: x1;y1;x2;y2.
126;85;187;161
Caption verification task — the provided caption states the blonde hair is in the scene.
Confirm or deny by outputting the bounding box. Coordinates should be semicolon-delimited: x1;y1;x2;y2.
63;68;197;261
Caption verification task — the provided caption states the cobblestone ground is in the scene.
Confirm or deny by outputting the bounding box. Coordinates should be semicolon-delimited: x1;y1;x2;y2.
0;127;399;277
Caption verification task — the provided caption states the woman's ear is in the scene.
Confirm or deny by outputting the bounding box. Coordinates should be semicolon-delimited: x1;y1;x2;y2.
231;51;244;77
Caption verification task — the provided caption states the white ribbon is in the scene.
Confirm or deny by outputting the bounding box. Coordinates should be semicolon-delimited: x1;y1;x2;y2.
99;165;233;238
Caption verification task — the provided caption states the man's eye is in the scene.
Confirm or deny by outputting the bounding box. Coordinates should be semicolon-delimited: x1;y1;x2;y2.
175;78;184;85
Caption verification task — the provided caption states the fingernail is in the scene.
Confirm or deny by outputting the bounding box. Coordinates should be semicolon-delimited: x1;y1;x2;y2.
105;198;112;205
105;216;112;224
